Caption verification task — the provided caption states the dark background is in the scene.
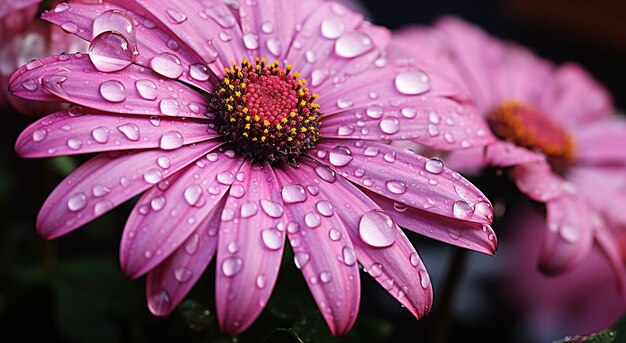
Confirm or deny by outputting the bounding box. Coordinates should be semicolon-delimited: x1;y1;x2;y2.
1;0;625;342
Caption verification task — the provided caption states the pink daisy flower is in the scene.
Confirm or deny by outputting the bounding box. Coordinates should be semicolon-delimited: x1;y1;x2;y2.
11;1;496;335
395;17;626;279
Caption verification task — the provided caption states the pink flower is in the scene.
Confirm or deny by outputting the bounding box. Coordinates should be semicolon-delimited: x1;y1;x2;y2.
1;0;86;114
395;17;626;279
11;1;496;335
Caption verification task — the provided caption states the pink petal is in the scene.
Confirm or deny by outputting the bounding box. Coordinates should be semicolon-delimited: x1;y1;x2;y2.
540;195;594;274
145;197;225;317
43;1;215;91
295;160;433;319
510;161;565;202
541;63;613;126
311;140;494;224
438;147;487;174
215;164;286;334
15;108;217;157
237;0;319;60
365;191;497;255
484;141;545;168
319;94;495;151
567;166;626;226
0;0;40;19
120;152;244;279
37;140;220;239
105;0;248;78
274;165;360;336
573;116;626;164
9;54;210;119
594;221;626;291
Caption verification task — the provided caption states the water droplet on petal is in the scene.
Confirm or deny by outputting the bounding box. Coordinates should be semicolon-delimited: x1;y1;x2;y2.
314;165;336;183
159;98;180;116
99;80;126;102
166;8;187;24
151;52;184;79
418;269;430;289
366;105;384;119
320;271;332;283
321;17;345;39
174;267;192;282
157;156;171;169
61;21;78;33
260;199;284;218
92;185;111;197
136;79;158;100
242;33;259;50
222;257;243;277
368;263;383;277
316;200;334;217
150;195;166;211
425;158;444;175
32;129;47;142
189;63;210;81
304;212;321;228
22;79;38;92
335;31;373;58
67;138;82;150
328;145;353;167
240;202;258;218
261;228;283;250
386;180;407;195
379;117;400;134
294;252;310;269
89;31;133;72
229;184;245;198
342;246;356;265
148;289;171;316
216;171;234;185
452;200;473;219
143;168;163;184
395;70;431;95
159;130;184;150
184;184;203;206
401;107;417;118
281;183;307;204
91;126;110;143
117;123;140;141
359;210;396;247
266;38;281;56
256;274;266;288
409;252;420;267
337;124;354;136
67;192;87;211
329;229;341;241
54;2;70;13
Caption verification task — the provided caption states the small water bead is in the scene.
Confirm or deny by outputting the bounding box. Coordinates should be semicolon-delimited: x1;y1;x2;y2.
222;257;243;277
379;117;400;134
418;269;430;289
366;105;384;119
320;271;332;283
89;31;134;72
321;17;345;39
157;156;171;169
219;31;233;42
342;246;356;266
184;233;200;255
474;201;493;222
189;64;210;81
143;168;163;184
261;21;274;33
99;80;126;102
136;80;158;100
32;129;47;142
409;252;420;267
240;202;258;218
452;200;473;220
368;263;383;278
26;59;44;70
61;21;78;33
311;69;329;87
294;252;310;269
92;185;111;197
383;151;396;163
281;183;307;204
54;2;70;13
359;210;396;248
363;146;379;157
314;165;337;183
401;107;417;119
151;52;184;79
94;200;114;216
393;202;407;212
260;199;283;218
216;171;234;185
166;8;187;24
184;184;203;206
336;98;353;109
67;192;88;211
386;180;407;195
227;241;239;253
329;228;342;241
159;98;180;116
395;70;431;95
117;123;140;141
266;38;281;56
335;31;373;58
425;158;444;175
174;267;193;282
304;212;321;228
91;126;110;143
328;145;353;167
306;185;319;196
159;131;184;150
242;33;259;50
67;138;82;150
261;228;282;250
22;79;38;92
148;289;171;316
151;196;166;211
230;184;245;198
337;124;355;136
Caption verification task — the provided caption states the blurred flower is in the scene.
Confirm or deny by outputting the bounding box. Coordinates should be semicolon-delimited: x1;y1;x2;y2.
395;17;626;280
11;0;496;336
1;0;85;115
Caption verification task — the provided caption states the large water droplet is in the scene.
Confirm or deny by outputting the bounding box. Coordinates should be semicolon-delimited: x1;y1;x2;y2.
242;33;259;50
159;130;184;150
281;183;307;204
117;123;140;141
320;271;332;283
294;252;310;269
261;228;283;250
216;171;234;185
159;98;180;116
304;212;321;228
366;105;384;119
321;17;345;39
151;52;184;79
452;200;473;220
67;192;87;211
359;210;396;247
328;145;353;167
314;165;336;183
379;117;400;134
148;289;171;316
342;246;356;265
92;185;111;197
136;79;158;100
425;158;444;175
395;70;431;95
151;195;166;211
418;269;430;289
99;80;126;102
260;199;283;218
32;129;47;142
335;31;373;58
184;184;203;206
240;202;258;218
91;126;110;143
89;31;133;72
189;63;210;81
175;267;193;282
165;8;187;24
222;257;243;277
368;263;383;277
143;168;163;184
316;200;334;217
386;180;407;195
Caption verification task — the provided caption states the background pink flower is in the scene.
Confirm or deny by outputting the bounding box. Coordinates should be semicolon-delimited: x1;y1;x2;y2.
11;0;497;336
395;16;626;282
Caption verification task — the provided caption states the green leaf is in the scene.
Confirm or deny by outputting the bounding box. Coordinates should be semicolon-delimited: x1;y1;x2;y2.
586;330;617;343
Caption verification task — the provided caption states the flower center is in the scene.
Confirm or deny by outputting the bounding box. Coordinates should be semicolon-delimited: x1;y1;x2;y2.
488;101;575;163
210;58;321;165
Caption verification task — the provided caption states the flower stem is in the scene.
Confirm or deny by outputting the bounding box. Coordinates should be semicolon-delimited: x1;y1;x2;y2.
429;247;468;343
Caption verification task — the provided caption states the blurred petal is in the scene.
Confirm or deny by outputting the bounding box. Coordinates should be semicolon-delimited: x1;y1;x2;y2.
485;141;545;168
510;161;565;202
573;116;626;164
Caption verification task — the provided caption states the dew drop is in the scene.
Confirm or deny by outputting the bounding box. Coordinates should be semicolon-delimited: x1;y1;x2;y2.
99;80;126;102
328;145;353;167
281;183;307;204
418;269;430;289
368;263;383;278
342;246;356;266
189;63;210;81
386;180;407;195
89;31;133;72
216;171;234;185
184;184;203;206
92;185;111;197
117;123;140;141
67;138;82;150
401;107;417;119
148;289;171;316
379;117;400;134
395;70;431;95
316;200;334;217
150;195;166;211
294;252;310;269
452;200;473;220
260;199;284;218
174;267;193;282
32;129;47;142
359;210;396;247
166;8;187;24
261;228;283;250
329;229;341;241
410;252;420;267
256;274;266;288
304;212;321;228
91;126;110;143
321;17;345;39
143;168;163;184
54;2;70;13
159;130;184;150
242;33;259;50
222;257;243;277
135;79;158;100
67;192;87;212
320;271;332;283
159;98;180;116
157;156;171;169
22;79;38;92
314;165;337;183
337;124;355;136
335;31;373;58
425;158;444;175
151;52;184;79
240;202;258;218
366;105;384;119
